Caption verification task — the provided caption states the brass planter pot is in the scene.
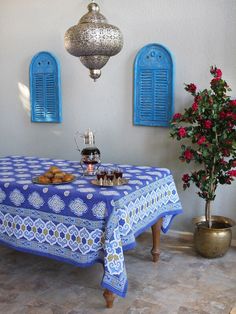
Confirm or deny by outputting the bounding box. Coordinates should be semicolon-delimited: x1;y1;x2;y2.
193;215;235;258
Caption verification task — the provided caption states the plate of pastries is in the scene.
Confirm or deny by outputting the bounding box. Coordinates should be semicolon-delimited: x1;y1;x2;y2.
32;166;76;185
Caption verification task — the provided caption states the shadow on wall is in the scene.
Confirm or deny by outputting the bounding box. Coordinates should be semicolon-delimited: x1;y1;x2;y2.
17;82;62;138
18;82;30;116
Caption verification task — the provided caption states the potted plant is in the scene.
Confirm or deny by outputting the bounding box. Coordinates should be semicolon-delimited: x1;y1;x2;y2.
170;66;236;258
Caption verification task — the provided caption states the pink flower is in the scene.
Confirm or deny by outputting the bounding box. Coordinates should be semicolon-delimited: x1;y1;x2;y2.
215;69;222;79
183;149;193;161
192;102;198;111
197;136;206;145
185;83;197;94
226;112;233;118
210;66;222;79
182;174;190;183
204;120;212;129
227;170;236;177
211;77;220;85
219;111;226;119
229;100;236;106
232;160;236;167
222;149;230;157
178;127;187;138
173;113;182;120
220;159;227;165
195;95;202;102
226;112;236;120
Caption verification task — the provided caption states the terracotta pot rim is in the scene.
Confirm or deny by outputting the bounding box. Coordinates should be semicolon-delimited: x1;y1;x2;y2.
193;215;236;230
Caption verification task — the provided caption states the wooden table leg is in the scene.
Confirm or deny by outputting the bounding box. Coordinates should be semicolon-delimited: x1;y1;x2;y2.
103;289;115;308
151;217;163;262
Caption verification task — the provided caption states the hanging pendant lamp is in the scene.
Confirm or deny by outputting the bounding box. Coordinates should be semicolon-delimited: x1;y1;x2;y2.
64;1;123;81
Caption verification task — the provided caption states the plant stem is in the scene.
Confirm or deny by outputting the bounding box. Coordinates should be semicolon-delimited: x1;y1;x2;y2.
205;131;218;228
205;200;212;228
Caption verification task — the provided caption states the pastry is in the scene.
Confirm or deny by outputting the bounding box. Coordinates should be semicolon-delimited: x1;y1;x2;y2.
38;176;51;184
54;172;66;179
52;178;63;184
49;166;61;174
63;174;75;182
44;171;54;179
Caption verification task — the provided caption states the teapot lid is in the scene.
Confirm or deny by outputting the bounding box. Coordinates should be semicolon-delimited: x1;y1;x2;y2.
83;128;95;145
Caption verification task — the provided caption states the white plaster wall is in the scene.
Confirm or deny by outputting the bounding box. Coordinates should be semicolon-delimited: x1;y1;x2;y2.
0;0;236;237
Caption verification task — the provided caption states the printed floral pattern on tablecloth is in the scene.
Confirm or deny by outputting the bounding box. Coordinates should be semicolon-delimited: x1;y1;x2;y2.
28;192;44;209
9;189;25;206
69;198;88;216
0;188;6;203
48;195;65;213
92;202;107;219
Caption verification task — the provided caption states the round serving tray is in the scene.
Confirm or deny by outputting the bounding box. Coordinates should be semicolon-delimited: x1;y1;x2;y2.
91;178;129;187
32;176;76;185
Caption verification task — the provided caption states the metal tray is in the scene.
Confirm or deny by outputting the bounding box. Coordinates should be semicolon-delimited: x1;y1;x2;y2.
32;176;76;185
91;178;129;187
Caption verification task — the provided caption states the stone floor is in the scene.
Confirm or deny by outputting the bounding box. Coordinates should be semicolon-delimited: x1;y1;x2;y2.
0;233;235;314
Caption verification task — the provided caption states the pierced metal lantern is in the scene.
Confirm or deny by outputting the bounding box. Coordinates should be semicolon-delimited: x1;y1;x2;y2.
75;129;101;176
64;2;123;81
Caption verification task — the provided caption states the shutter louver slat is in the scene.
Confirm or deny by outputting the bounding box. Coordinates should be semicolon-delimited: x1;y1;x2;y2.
46;74;58;118
33;74;45;119
134;44;174;127
139;70;154;120
154;69;168;120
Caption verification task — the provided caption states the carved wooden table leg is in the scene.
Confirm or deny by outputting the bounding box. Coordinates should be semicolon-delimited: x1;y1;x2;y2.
151;218;163;262
103;289;115;308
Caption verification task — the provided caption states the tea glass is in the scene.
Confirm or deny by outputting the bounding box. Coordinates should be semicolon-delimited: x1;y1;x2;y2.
106;169;115;186
96;168;107;185
114;167;123;185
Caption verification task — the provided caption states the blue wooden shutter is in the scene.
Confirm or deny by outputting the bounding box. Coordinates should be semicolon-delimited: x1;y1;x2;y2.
134;44;174;127
30;51;62;123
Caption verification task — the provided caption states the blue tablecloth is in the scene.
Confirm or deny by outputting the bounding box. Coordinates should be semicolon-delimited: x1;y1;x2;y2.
0;156;182;297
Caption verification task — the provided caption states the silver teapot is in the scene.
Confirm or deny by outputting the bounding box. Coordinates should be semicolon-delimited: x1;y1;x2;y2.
74;129;101;176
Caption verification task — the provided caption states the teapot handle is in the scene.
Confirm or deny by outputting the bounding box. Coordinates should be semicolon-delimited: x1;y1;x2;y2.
74;131;81;152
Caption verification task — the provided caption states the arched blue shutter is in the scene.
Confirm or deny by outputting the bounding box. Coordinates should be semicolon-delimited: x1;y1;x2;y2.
30;51;62;123
134;44;174;127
